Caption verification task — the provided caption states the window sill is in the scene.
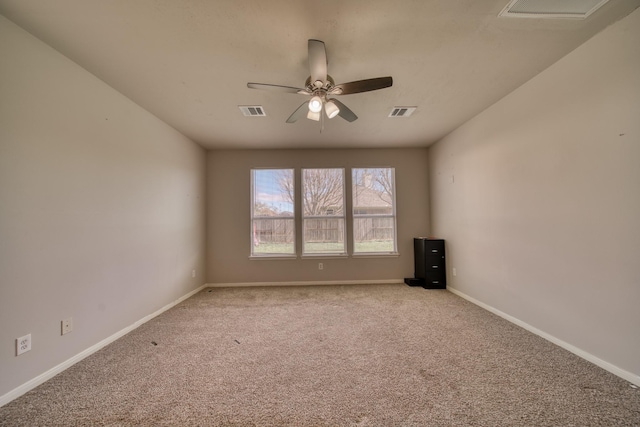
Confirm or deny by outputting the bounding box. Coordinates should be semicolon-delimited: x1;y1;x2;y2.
249;255;298;260
301;253;348;260
249;252;399;260
352;252;400;258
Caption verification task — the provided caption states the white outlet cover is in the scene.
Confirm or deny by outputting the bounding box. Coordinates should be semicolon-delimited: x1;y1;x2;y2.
17;334;31;356
62;317;73;335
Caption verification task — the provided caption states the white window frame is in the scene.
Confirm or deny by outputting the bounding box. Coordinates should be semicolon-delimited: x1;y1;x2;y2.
301;168;347;257
250;168;296;258
352;167;398;255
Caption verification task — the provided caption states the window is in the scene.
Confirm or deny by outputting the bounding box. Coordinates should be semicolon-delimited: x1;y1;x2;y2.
352;168;397;254
251;169;295;256
302;168;346;255
250;167;398;258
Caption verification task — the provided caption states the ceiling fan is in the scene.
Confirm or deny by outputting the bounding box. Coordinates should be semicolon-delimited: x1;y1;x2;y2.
247;39;393;124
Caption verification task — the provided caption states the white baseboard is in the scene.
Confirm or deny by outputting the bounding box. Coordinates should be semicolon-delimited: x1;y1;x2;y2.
208;279;404;288
9;281;632;408
447;286;640;387
0;284;208;408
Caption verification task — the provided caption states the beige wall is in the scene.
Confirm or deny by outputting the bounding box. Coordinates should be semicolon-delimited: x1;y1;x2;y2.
207;148;430;284
0;16;207;399
428;9;640;381
3;3;638;404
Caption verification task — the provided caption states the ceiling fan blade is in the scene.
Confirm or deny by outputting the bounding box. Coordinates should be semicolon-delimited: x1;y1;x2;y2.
286;101;310;123
308;39;327;84
330;99;358;122
247;83;309;95
330;76;393;95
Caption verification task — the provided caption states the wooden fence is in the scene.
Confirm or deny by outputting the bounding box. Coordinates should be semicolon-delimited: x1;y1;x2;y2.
254;217;393;244
253;219;294;244
353;217;394;241
304;218;344;243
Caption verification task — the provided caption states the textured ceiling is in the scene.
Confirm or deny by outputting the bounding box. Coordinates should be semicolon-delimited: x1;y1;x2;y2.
1;0;638;149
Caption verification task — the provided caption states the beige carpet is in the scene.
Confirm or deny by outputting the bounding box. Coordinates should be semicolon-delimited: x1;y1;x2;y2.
1;284;639;426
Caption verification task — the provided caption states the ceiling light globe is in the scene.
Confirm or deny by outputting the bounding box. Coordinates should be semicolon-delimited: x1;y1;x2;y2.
307;110;321;121
309;96;323;113
325;100;340;119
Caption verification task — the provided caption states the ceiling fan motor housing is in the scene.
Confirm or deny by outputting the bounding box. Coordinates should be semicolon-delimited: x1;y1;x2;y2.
305;75;335;93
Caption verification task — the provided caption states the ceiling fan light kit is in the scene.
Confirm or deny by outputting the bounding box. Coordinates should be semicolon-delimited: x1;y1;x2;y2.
309;96;323;113
324;99;340;119
307;110;321;121
247;39;393;126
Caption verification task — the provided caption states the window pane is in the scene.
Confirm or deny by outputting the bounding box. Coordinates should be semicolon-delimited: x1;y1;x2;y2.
251;169;295;256
302;168;346;254
302;169;344;216
252;218;295;254
352;168;397;253
353;217;395;252
253;169;294;217
352;168;393;215
303;218;345;254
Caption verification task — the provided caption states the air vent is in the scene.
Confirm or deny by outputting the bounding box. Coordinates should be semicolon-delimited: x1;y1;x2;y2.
389;107;417;118
499;0;609;19
239;106;266;117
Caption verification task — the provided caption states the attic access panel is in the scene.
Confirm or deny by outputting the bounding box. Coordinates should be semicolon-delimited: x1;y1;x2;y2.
499;0;610;19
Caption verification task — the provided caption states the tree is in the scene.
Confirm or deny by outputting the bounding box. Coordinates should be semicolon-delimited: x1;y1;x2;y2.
278;169;345;216
302;169;344;216
277;170;295;208
372;168;393;204
353;168;393;205
253;201;279;217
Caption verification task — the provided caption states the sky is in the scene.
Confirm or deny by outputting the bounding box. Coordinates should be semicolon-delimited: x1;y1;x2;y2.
253;169;293;213
253;168;393;214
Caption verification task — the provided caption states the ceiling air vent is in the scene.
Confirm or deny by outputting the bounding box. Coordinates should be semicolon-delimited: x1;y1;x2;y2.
239;106;266;117
499;0;610;19
389;107;417;118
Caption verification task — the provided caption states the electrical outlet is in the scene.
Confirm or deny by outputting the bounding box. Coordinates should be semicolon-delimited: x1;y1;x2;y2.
61;317;73;335
16;334;31;356
452;267;457;277
192;269;196;278
318;262;323;270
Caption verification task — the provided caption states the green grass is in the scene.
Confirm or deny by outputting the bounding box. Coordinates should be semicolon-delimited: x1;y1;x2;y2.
304;242;345;253
354;240;394;253
253;240;394;255
253;242;294;254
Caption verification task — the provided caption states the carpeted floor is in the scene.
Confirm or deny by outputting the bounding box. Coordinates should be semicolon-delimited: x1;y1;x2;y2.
1;284;639;426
